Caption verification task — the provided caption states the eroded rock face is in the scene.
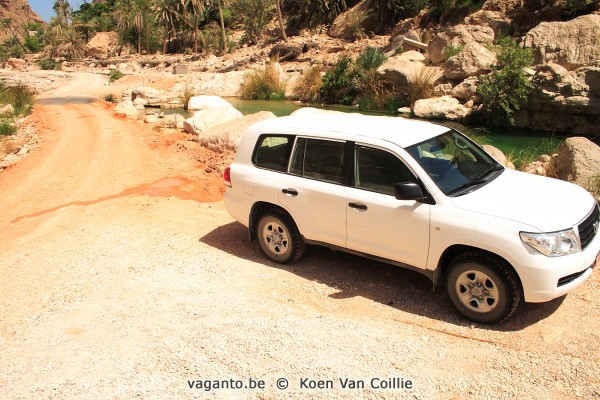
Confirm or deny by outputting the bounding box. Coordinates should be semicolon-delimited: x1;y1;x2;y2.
443;42;497;80
427;25;494;65
523;15;600;70
464;10;511;36
183;107;243;135
450;76;479;100
413;96;470;121
197;111;276;153
554;137;600;190
85;32;120;58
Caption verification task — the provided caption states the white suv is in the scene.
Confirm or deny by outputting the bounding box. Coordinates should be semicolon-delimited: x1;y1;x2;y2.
224;112;600;323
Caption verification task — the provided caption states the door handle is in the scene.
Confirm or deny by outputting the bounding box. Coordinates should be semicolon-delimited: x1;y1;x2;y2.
348;202;368;210
282;188;298;196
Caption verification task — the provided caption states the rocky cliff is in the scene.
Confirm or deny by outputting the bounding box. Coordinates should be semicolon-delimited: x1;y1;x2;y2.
0;0;44;42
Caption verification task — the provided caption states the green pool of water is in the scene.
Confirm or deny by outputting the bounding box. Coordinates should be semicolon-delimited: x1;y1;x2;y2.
165;98;573;164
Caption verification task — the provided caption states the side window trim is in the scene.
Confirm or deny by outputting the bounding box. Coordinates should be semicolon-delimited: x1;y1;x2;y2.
251;133;296;173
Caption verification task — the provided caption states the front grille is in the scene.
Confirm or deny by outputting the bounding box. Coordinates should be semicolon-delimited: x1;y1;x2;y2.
578;203;599;250
558;269;588;287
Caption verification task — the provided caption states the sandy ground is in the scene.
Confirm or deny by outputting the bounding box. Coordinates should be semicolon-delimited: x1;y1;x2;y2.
0;72;599;399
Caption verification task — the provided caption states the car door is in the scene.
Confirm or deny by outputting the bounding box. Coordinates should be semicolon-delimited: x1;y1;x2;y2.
278;137;348;247
346;144;431;269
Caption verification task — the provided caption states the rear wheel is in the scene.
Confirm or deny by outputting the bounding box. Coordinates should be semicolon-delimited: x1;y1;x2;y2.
446;253;521;324
257;212;305;263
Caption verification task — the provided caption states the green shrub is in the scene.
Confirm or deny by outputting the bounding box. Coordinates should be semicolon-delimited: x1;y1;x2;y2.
0;120;16;136
587;175;600;199
287;0;347;30
293;66;323;103
183;82;194;110
233;0;274;45
477;37;533;128
108;69;124;83
240;62;286;100
0;83;34;116
104;93;117;103
37;59;58;70
356;47;387;71
444;44;463;58
24;35;42;53
320;56;358;105
347;9;370;41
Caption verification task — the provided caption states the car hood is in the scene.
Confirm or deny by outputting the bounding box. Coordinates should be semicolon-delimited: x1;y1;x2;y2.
451;169;596;232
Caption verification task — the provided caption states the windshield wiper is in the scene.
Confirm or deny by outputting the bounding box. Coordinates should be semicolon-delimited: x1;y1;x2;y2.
447;165;503;196
446;179;487;196
476;164;504;181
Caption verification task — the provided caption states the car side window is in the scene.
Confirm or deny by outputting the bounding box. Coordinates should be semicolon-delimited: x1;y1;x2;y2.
290;138;346;184
355;145;416;195
253;135;294;172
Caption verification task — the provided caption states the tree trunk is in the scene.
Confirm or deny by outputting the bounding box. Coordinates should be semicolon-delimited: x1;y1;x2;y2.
145;10;150;53
193;14;198;53
218;0;226;52
138;29;142;54
275;0;287;42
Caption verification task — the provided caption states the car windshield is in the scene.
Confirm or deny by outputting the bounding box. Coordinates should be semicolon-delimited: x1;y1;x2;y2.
405;130;503;196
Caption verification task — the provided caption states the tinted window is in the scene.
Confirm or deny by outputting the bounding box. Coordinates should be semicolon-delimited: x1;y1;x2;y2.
355;146;416;195
253;135;294;172
290;138;346;184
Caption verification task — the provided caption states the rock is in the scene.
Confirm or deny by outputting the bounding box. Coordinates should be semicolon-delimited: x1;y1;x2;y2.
131;87;161;104
523;15;600;70
397;107;412;114
6;58;27;70
183;107;243;135
114;100;139;118
450;76;479;100
198;111;277;152
443;42;496;80
187;95;233;111
161;114;186;129
269;43;304;62
396;50;426;62
133;98;147;107
413;96;470;121
144;114;160;123
434;83;453;96
0;104;14;116
482;145;511;168
0;153;19;169
464;10;511;36
427;25;494;65
328;0;376;40
575;67;600;98
85;32;119;58
554;137;600;190
377;57;425;87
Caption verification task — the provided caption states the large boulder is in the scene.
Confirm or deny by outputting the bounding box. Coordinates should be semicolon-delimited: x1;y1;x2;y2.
6;58;27;70
377;57;425;87
443;42;497;80
328;0;376;40
554;137;600;190
187;95;233;111
183;107;243;135
464;10;511;36
482;145;514;169
198;111;277;153
523;14;600;70
413;96;470;121
85;32;119;58
131;86;161;104
161;114;186;129
427;25;494;65
0;104;14;116
114;100;139;118
450;76;479;100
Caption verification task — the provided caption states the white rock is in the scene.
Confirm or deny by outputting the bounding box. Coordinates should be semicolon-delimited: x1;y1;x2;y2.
413;96;470;121
183;107;243;134
114;100;139;118
187;95;233;111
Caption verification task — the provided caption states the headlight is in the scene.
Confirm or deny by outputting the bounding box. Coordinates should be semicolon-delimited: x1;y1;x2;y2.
520;229;581;257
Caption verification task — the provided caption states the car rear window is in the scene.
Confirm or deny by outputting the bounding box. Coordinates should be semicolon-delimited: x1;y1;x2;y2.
252;135;294;172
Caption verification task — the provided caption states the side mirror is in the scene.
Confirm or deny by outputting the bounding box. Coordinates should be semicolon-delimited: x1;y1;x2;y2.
394;182;423;201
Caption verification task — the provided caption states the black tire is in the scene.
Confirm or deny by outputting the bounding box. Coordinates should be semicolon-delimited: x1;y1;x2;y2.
446;253;521;324
257;212;305;263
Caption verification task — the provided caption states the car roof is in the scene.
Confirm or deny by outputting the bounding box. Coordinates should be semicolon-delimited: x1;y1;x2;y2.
250;111;451;148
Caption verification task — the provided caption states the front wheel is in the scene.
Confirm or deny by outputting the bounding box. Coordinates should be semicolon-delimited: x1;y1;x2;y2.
257;212;305;263
446;253;521;324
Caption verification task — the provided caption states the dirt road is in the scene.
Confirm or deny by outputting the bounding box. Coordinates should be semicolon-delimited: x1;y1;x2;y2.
0;76;599;399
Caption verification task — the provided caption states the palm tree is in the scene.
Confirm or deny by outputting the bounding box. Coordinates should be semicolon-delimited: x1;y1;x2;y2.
275;0;287;42
153;0;180;53
53;0;72;29
0;18;26;52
